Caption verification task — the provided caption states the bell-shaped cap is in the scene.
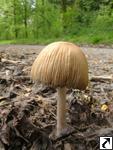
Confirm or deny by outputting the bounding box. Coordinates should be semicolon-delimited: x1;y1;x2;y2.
31;41;88;90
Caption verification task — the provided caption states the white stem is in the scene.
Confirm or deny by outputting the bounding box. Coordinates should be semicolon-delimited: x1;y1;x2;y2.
56;87;66;136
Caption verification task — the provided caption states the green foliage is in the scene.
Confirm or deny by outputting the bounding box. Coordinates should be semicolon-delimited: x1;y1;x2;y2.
0;0;113;45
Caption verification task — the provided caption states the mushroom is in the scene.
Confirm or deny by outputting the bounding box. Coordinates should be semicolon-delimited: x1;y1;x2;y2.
31;41;88;136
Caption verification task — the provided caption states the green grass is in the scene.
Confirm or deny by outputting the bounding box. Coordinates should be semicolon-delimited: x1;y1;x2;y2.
0;27;113;45
64;26;113;45
0;40;16;44
0;38;63;45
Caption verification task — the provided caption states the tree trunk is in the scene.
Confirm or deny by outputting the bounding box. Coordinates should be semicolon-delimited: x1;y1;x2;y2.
41;0;46;35
34;0;39;39
61;0;67;32
13;0;18;39
24;0;28;38
61;0;67;12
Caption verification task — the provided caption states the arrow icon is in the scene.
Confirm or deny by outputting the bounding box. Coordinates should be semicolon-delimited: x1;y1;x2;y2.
102;138;110;148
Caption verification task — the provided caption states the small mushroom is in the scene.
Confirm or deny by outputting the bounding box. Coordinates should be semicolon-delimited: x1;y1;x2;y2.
31;41;88;136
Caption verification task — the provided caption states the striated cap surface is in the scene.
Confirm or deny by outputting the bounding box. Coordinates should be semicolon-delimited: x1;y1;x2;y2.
31;41;88;90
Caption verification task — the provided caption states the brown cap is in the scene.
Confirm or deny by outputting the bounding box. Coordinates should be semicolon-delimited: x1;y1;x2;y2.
31;41;88;90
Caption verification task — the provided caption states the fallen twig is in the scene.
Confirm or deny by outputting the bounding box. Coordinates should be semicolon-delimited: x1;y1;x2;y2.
90;75;113;82
53;128;78;143
1;58;21;64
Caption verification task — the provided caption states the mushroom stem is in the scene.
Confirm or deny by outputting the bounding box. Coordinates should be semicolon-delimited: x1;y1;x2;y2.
57;87;66;136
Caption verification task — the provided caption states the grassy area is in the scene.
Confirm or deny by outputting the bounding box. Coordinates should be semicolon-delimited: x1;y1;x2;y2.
0;40;16;45
0;28;113;45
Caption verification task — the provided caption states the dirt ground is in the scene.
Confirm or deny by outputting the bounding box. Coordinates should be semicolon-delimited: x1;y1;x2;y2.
0;44;113;150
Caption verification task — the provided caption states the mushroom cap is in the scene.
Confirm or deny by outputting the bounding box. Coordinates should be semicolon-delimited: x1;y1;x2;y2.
31;41;88;90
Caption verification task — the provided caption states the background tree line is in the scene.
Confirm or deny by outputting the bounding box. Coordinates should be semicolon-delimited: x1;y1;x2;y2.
0;0;113;44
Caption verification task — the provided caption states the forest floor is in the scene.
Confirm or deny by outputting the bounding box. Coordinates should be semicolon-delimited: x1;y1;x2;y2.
0;45;113;150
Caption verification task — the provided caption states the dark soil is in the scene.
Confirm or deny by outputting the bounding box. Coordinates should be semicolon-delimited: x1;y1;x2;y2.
0;45;113;150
